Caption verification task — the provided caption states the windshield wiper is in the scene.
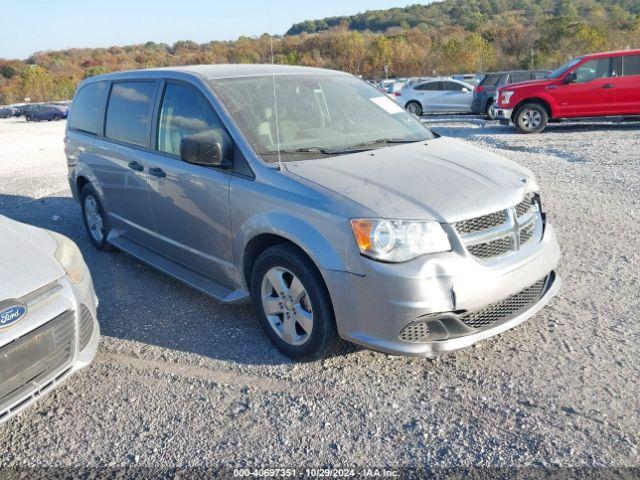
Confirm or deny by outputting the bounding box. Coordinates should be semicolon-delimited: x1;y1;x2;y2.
259;147;336;156
259;139;422;158
327;138;422;154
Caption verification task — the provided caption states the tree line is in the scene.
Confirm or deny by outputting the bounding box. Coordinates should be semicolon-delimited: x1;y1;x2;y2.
1;0;639;104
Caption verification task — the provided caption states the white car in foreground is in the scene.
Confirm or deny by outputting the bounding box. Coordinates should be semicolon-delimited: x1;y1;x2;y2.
0;215;99;424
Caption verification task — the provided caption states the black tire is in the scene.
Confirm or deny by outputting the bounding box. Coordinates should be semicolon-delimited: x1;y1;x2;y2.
250;243;339;361
52;114;60;121
485;99;495;119
80;183;114;251
405;100;423;117
25;115;31;122
514;103;548;134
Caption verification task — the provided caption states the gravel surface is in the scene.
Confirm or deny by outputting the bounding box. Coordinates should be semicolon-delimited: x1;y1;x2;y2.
0;115;638;475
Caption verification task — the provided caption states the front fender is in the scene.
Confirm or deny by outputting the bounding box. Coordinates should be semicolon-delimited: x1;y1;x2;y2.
514;94;557;118
233;211;352;286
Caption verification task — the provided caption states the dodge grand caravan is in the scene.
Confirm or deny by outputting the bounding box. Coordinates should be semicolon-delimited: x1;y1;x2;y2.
495;49;640;133
66;65;561;360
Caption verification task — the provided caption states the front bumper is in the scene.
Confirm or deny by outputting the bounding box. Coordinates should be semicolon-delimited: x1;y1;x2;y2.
0;266;99;424
323;223;560;357
495;106;513;123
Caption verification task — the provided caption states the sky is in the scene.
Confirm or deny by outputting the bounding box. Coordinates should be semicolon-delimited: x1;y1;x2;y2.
0;0;431;60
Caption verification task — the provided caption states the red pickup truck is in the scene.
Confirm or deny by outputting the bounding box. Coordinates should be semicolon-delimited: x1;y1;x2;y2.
495;49;640;133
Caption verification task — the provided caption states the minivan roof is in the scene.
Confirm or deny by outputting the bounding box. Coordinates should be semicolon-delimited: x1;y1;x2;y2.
81;64;348;84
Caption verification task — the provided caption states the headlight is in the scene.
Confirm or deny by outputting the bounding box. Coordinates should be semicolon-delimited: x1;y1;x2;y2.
351;219;451;262
50;231;85;284
501;90;515;103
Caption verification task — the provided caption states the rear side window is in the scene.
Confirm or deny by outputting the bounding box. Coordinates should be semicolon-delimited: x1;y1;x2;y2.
157;82;232;159
68;81;108;135
105;81;157;147
415;82;440;91
623;55;640;76
442;81;464;91
479;74;501;87
508;73;531;84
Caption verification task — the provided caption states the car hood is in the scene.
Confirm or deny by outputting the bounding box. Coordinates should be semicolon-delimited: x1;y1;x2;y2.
501;78;552;90
285;137;536;222
0;215;63;300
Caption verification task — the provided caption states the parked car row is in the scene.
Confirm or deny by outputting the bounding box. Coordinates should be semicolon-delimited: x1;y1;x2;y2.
0;102;71;122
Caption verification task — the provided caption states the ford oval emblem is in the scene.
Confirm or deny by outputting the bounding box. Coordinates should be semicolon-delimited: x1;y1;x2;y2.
0;304;28;329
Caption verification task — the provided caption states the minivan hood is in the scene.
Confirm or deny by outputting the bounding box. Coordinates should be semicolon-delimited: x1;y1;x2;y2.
0;215;63;300
285;137;534;222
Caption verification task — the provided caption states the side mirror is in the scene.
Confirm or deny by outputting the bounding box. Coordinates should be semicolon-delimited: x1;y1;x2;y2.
563;71;577;84
462;87;470;93
180;136;226;167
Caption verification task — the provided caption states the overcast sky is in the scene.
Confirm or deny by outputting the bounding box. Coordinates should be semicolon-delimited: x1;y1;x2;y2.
0;0;432;59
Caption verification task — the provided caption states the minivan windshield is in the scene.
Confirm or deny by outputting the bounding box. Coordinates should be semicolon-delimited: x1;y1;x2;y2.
547;57;583;79
209;74;435;162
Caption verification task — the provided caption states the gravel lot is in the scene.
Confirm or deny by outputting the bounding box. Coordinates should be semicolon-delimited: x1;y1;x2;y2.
0;115;638;475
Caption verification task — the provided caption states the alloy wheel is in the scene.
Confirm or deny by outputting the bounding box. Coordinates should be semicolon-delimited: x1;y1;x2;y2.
260;266;313;346
84;195;104;243
521;109;542;129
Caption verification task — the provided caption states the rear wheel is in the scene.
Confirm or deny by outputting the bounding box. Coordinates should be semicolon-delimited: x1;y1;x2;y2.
405;101;423;117
25;115;31;122
53;114;60;121
514;103;548;134
80;183;114;251
250;244;338;361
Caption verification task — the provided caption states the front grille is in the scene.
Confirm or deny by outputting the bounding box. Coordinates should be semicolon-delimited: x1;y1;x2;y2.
454;193;542;261
455;210;506;235
399;322;430;343
467;236;513;259
515;193;535;218
0;310;75;413
519;221;536;245
459;276;548;329
79;305;95;351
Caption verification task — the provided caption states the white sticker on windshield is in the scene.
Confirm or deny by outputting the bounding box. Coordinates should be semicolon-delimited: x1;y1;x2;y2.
370;96;405;115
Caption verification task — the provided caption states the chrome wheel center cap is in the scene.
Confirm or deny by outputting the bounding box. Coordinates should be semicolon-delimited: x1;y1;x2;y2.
284;298;294;311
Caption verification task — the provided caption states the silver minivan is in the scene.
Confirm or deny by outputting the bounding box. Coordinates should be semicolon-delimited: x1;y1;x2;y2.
66;65;560;360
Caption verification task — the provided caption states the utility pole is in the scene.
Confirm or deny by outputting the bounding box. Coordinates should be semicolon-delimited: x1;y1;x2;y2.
530;48;534;70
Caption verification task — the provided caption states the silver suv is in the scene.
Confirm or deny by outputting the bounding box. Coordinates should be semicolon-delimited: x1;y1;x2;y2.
66;65;560;360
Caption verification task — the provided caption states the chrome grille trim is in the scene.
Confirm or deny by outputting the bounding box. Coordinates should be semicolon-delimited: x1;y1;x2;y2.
459;276;549;330
0;310;75;413
453;194;542;261
455;210;507;235
20;281;62;308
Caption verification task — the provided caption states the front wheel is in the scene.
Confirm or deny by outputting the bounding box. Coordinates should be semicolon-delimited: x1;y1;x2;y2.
25;115;31;122
514;103;548;134
251;244;338;361
405;101;423;117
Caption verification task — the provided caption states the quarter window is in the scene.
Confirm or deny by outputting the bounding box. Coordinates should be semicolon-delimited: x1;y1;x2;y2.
157;82;232;159
623;55;640;76
508;73;531;84
68;81;108;135
415;82;440;91
574;58;611;82
442;81;465;91
105;81;157;147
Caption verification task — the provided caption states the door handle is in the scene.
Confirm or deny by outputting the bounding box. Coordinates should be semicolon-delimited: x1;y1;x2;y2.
128;161;144;172
603;84;615;89
148;167;166;178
